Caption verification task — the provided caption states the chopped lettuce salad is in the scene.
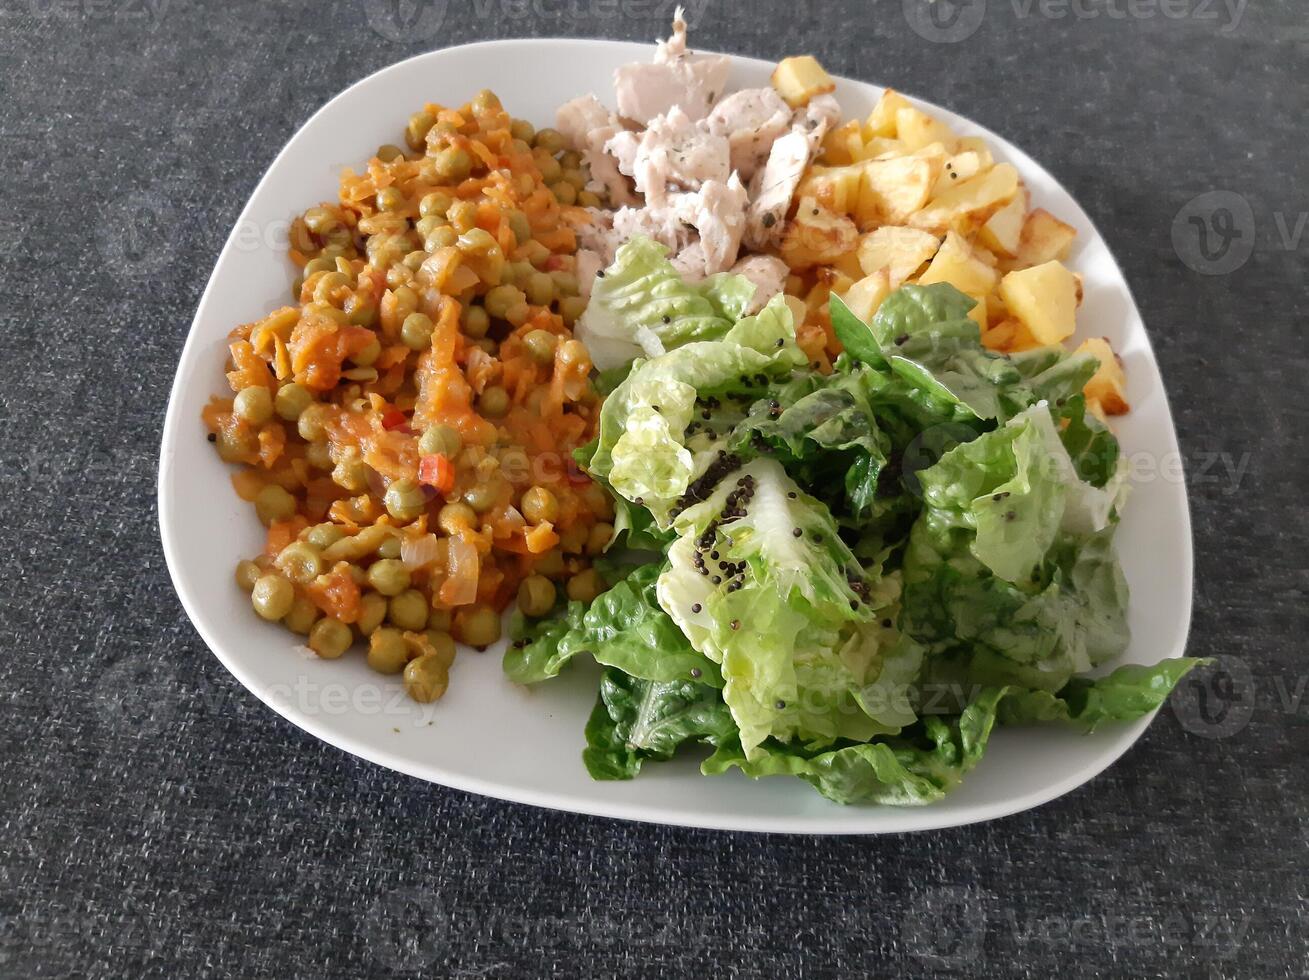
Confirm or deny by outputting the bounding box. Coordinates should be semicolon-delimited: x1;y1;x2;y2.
505;237;1201;806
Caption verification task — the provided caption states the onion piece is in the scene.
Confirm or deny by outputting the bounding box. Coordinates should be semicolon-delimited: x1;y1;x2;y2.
401;532;441;570
442;535;479;606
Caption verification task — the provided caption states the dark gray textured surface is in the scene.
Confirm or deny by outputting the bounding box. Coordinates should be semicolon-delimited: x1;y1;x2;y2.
1;0;1305;976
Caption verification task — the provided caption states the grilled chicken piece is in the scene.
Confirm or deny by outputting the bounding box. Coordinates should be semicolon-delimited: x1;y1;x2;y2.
610;106;729;206
555;93;641;206
744;129;812;250
728;254;790;314
613;9;730;125
669;174;748;276
705;87;794;180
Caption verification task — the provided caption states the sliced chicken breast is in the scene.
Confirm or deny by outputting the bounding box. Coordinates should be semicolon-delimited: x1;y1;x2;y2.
705;87;794;180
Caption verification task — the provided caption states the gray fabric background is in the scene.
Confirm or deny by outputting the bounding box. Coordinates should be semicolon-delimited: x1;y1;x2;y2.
1;0;1304;976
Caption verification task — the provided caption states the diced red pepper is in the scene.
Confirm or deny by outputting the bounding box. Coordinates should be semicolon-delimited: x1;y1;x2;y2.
418;453;456;494
381;409;408;431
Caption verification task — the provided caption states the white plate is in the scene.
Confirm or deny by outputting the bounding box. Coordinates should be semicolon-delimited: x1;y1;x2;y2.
158;38;1193;834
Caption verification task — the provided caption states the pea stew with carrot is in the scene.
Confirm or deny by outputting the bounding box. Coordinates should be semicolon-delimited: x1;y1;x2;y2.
205;89;611;704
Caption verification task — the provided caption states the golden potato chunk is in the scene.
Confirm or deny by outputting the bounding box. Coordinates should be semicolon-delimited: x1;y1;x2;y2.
857;226;941;285
772;55;836;107
909;163;1020;234
998;260;1078;345
917;231;999;298
1077;337;1130;414
1017;208;1078;267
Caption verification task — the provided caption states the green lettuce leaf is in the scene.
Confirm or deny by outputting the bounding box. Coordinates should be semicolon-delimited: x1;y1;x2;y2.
997;658;1208;730
585;295;806;525
703;686;1007;805
904;405;1130;691
504;563;721;687
583;668;737;780
575;235;758;371
657;457;920;757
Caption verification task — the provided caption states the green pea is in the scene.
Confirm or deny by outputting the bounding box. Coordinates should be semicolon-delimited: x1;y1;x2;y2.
478;386;509;418
297;404;330;442
306;524;346;550
376;143;406;163
303;206;339;234
251;574;295;621
276;541;322;584
561;168;586;191
524;272;554;307
577;190;602;209
357;592;388;635
425;226;458;251
427;607;453;632
535;152;562;183
283;596;320;635
558;295;586;326
586;523;615;556
520;485;559;525
376;187;406;212
517;574;557;617
313;270;352;305
533;128;566;154
303;255;337;278
437;502;476;535
305;440;333;471
434;146;472;181
462;480;500;513
403;654;449;703
401;312;434;351
483;284;524;320
389;589;430;631
458;227;497;254
423;630;457;667
418;425;462;458
419;191;454;218
255;484;297;526
332;454;370;493
550;270;579;296
509;119;535;143
235;559;262;592
548;181;577;206
215;427;257;463
406;109;435;150
367;558;411;597
367;627;409;675
567;568;604;603
384;478;427;522
462;304;490;339
447;199;478;234
351;335;381;366
309;618;353;659
275;383;313;421
454;604;501;648
506;209;532;246
533;550;565;579
233;387;273;426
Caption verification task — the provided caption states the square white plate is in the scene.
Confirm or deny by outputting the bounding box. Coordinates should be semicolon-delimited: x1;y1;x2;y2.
158;38;1193;834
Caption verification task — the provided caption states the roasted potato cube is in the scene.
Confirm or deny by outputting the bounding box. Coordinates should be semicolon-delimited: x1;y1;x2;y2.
1077;337;1130;414
979;188;1029;258
865;89;913;139
908;163;1019;234
840;268;892;323
955;136;995;169
1017;208;1078;267
865;137;906;159
798;163;864;215
930;150;988;201
822;120;863;165
857;226;941;285
998;260;1078;345
895;106;958;153
917;231;999;297
772;55;836;107
856;157;935;225
781;197;860;269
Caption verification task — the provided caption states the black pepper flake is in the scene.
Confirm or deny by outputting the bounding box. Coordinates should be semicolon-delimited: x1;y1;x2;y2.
663;315;671;324
882;619;893;628
894;334;909;345
787;491;797;499
775;699;786;709
792;527;803;538
691;603;702;613
597;270;606;277
775;338;784;348
1005;510;1017;521
850;599;859;610
690;668;702;679
712;576;721;585
730;619;741;631
761;212;777;228
634;497;644;506
206;433;216;442
811;207;819;216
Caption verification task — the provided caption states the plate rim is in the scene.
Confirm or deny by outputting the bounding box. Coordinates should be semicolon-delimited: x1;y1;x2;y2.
158;36;1194;835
